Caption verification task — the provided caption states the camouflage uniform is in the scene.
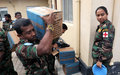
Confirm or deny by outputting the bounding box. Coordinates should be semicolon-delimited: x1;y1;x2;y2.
92;20;115;67
0;28;17;75
15;39;51;75
45;54;56;75
3;20;13;31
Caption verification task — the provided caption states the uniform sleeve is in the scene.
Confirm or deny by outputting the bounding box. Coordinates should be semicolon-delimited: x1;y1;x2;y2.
0;29;6;61
92;25;115;61
0;29;6;51
102;25;115;48
92;45;104;62
100;25;115;60
92;26;103;60
16;44;39;59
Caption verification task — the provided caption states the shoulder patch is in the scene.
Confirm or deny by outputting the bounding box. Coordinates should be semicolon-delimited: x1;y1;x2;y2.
102;29;108;32
24;43;33;46
103;32;108;38
98;29;102;33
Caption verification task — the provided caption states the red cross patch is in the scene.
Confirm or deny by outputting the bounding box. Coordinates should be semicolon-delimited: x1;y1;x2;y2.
103;32;108;37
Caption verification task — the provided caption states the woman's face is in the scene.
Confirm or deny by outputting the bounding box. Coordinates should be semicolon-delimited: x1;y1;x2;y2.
96;9;108;24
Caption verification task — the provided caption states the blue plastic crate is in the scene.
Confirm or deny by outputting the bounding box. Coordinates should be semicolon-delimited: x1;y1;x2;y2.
63;58;80;75
58;47;75;64
27;7;62;40
27;8;46;40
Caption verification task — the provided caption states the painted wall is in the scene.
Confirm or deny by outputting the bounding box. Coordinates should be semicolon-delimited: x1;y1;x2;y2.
80;0;92;66
112;0;120;63
0;0;48;20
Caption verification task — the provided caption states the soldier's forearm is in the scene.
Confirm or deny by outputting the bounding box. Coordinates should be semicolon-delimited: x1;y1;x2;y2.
37;29;53;56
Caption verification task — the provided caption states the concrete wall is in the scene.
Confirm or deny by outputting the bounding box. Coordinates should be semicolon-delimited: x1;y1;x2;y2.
80;0;92;66
0;0;48;20
112;0;120;63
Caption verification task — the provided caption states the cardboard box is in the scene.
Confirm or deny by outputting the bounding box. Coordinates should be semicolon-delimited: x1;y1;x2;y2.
7;31;20;51
58;47;75;64
27;7;63;40
52;49;59;56
63;58;80;75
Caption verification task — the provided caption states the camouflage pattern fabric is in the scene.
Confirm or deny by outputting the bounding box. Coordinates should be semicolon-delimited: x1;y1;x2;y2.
15;39;50;75
3;20;13;31
45;54;56;75
0;28;17;75
92;20;115;66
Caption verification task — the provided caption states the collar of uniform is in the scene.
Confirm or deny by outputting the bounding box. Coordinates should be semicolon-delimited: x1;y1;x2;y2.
99;20;110;27
20;39;28;44
20;39;38;44
4;20;12;23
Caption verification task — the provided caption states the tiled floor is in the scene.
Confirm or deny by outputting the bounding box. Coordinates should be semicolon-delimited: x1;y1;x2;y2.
12;52;82;75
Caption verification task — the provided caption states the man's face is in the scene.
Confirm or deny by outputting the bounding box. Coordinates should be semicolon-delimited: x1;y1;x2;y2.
15;14;22;19
96;9;108;24
62;29;67;33
20;25;36;41
5;16;9;21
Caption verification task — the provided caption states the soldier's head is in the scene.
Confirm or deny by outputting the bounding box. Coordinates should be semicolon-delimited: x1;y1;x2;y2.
15;12;22;19
62;23;68;33
95;6;108;24
4;14;11;21
13;18;36;41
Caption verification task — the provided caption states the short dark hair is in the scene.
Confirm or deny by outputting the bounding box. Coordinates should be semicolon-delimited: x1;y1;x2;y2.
95;6;108;15
4;14;11;18
62;23;68;30
15;12;21;16
13;18;32;34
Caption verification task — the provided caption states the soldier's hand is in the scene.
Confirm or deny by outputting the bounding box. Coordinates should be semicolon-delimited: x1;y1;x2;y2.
53;43;58;48
102;57;107;60
42;13;55;25
96;61;102;68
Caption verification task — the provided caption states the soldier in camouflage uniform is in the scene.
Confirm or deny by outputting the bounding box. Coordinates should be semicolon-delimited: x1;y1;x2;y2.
0;28;17;75
13;13;56;75
3;14;13;31
12;12;22;24
92;6;115;68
